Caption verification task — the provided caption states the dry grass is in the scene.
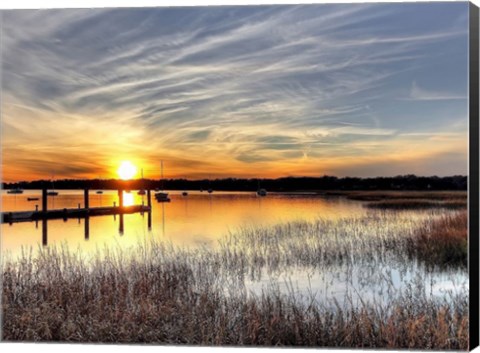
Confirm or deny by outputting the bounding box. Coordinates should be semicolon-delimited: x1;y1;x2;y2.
364;199;467;210
406;211;468;268
2;244;468;348
218;210;468;274
327;190;467;202
324;190;468;210
1;209;469;348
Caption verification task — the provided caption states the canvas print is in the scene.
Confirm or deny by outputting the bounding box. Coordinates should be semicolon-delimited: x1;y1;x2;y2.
0;2;477;349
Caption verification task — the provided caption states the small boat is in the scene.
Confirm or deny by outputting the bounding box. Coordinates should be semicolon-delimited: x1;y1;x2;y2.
257;188;267;197
207;188;213;194
256;180;267;197
27;197;39;201
7;188;24;194
155;192;170;202
182;191;188;196
155;161;170;202
137;168;146;195
96;190;104;194
48;175;58;196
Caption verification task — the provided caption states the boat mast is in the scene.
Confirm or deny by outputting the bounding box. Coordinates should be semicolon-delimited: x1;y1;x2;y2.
161;161;164;191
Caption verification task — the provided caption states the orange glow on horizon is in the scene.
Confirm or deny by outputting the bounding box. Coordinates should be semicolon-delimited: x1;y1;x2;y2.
0;132;468;182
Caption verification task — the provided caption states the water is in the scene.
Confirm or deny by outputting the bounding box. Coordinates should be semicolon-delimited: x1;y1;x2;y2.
1;190;468;306
1;190;364;256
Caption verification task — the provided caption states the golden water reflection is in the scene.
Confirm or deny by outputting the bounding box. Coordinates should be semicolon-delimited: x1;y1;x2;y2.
123;191;134;207
1;190;366;258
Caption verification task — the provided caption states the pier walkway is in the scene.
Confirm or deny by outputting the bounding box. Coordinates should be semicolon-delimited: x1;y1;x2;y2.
1;188;152;224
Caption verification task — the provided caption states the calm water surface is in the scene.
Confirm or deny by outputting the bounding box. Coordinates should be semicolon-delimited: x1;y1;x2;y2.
1;190;364;255
1;190;467;306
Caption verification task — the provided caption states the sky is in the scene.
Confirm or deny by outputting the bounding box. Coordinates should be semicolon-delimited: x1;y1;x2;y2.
1;3;470;182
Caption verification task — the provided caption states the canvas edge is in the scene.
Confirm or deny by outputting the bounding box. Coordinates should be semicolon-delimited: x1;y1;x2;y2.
469;1;480;351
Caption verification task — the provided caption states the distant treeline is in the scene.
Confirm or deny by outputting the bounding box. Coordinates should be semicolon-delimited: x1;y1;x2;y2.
2;175;467;191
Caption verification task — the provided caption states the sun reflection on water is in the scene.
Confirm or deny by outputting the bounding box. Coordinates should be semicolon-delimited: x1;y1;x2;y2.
123;191;134;206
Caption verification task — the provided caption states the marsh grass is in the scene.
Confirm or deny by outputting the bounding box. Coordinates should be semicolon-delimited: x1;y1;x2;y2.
338;191;467;202
365;199;467;210
326;190;468;210
1;209;469;348
406;211;468;268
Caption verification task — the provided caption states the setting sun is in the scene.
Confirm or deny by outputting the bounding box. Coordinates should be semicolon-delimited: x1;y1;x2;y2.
117;161;137;180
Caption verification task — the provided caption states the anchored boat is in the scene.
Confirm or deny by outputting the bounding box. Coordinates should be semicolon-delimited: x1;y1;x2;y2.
138;168;146;195
257;188;267;197
47;175;59;196
155;161;170;202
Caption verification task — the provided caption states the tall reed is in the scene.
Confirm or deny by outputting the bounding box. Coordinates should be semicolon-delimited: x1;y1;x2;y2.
1;209;469;348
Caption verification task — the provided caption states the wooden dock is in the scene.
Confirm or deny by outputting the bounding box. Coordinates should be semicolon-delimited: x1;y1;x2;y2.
2;188;153;224
2;205;151;224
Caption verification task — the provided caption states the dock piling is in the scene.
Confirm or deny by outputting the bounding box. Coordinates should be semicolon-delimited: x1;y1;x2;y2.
84;189;89;210
42;220;48;246
118;190;124;208
119;214;124;234
42;189;47;213
85;216;90;240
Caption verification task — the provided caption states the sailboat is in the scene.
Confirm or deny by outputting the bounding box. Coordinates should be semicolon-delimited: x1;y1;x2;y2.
207;175;213;194
137;168;146;195
155;161;170;202
256;180;267;196
257;188;267;197
47;175;59;196
182;176;188;196
96;175;103;194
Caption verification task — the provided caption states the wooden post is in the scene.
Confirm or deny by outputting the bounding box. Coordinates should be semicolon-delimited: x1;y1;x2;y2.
42;189;47;213
84;189;89;210
118;190;124;208
42;219;48;246
147;211;152;230
85;216;90;240
147;189;152;208
119;214;124;234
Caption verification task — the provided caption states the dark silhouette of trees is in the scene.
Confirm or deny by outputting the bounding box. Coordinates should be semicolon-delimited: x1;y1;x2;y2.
2;175;467;191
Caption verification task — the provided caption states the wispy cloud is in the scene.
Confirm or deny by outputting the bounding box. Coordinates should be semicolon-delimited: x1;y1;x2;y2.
406;81;467;101
1;3;469;181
